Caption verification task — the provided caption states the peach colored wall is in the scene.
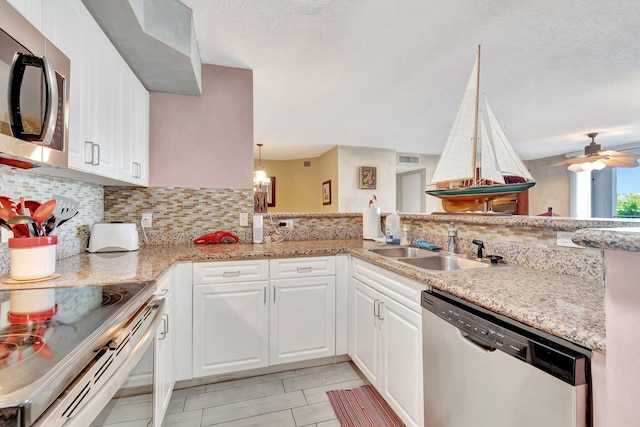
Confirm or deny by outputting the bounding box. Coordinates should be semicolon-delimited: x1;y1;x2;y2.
148;64;253;188
603;249;640;426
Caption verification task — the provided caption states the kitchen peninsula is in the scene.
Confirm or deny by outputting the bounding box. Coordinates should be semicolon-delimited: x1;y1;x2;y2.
2;213;639;427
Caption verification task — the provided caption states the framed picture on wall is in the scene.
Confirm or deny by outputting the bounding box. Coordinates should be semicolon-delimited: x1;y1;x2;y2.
359;166;377;189
267;177;276;207
322;180;332;205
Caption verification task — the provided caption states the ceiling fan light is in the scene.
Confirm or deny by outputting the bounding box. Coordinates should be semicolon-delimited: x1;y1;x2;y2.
581;162;594;172
592;161;606;170
567;163;584;172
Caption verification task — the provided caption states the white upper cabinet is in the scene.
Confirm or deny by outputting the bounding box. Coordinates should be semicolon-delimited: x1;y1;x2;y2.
80;14;118;178
7;0;43;32
17;0;150;185
116;65;149;185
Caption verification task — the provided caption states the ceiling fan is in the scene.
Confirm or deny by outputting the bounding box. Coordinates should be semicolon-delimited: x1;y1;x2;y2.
553;132;640;172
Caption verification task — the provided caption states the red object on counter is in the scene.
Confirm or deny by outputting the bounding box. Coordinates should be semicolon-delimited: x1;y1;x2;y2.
194;231;239;244
537;207;559;216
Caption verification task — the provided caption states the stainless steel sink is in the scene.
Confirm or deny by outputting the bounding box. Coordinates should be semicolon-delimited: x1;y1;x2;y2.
367;247;439;258
368;246;508;272
398;255;491;272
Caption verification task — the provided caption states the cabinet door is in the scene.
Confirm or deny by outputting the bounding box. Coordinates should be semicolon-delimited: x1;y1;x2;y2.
349;278;381;385
379;296;423;427
132;78;149;185
80;15;117;177
154;285;175;427
44;0;86;170
270;276;336;365
116;66;135;182
116;67;149;185
193;282;269;377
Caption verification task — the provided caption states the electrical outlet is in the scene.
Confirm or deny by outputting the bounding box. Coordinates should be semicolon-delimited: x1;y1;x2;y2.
239;212;249;226
141;212;153;228
0;227;11;243
556;231;582;248
279;219;294;228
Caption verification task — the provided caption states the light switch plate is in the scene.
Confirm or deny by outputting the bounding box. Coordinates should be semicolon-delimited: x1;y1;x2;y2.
239;212;249;227
556;231;583;248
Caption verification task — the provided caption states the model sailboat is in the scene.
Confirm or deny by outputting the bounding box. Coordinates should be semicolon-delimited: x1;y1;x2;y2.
426;46;535;212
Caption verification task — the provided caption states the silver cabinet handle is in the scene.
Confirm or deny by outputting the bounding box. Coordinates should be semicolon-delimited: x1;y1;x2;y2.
164;314;169;336
92;143;100;165
377;301;384;320
222;271;241;278
133;162;142;179
158;288;168;296
273;286;276;303
263;287;267;305
158;314;169;340
373;298;379;318
84;141;94;164
297;266;313;273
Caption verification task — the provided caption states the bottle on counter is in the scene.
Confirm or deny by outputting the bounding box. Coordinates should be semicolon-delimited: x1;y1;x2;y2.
400;226;410;246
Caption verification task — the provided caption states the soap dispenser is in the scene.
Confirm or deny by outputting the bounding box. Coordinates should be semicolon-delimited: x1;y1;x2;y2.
447;222;458;253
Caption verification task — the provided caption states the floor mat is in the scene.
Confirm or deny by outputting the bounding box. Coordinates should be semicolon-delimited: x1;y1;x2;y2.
327;384;407;427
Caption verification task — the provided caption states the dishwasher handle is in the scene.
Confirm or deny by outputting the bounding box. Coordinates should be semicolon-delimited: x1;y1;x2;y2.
459;330;496;353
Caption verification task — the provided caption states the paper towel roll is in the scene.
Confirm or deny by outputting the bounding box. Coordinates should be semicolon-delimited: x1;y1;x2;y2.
363;207;382;239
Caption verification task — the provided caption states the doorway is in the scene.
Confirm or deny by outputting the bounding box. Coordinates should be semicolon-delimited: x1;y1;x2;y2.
397;169;426;213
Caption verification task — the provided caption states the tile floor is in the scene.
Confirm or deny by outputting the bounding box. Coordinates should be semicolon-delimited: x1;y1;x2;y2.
92;361;368;427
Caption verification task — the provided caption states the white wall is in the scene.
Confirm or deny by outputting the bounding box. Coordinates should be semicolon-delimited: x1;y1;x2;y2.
337;146;396;213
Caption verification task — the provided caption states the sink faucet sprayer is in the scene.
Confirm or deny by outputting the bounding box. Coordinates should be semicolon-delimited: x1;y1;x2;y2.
472;239;485;259
447;222;458;253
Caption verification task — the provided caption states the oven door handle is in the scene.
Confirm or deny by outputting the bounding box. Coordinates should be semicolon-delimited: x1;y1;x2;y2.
34;298;165;427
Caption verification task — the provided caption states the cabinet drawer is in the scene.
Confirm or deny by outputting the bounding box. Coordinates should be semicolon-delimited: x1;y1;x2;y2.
270;256;336;279
193;260;269;284
155;267;173;296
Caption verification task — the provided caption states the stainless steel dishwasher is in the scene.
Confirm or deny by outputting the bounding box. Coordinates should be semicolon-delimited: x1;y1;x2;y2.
421;289;590;427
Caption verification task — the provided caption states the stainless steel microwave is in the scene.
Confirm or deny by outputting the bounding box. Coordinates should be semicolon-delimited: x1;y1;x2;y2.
0;0;70;169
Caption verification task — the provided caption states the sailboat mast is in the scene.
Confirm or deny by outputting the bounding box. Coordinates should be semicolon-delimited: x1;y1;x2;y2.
471;45;481;186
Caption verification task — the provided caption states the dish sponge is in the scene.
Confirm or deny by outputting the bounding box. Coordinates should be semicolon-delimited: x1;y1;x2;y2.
412;238;440;251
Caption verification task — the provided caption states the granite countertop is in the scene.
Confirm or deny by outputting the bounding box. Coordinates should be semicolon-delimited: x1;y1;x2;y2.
573;227;640;252
0;239;605;353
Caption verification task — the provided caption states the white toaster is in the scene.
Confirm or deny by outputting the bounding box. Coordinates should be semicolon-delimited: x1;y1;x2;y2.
87;223;139;253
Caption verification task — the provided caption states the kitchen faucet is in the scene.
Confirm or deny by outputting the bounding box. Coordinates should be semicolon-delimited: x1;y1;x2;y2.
447;222;458;254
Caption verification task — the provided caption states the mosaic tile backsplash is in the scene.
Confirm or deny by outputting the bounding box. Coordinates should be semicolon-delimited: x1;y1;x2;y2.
0;167;103;275
104;187;255;243
1;171;609;283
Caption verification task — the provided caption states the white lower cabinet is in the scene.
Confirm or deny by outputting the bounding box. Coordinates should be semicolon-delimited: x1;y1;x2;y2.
349;258;424;427
270;275;336;365
153;268;175;427
192;257;337;377
192;279;270;377
120;267;175;427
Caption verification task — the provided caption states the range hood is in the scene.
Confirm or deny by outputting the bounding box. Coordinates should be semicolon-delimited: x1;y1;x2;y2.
82;0;202;96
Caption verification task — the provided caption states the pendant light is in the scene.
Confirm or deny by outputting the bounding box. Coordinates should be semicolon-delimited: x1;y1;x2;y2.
253;143;270;192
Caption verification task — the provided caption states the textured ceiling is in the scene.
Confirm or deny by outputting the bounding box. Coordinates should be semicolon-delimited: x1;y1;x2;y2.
181;0;640;161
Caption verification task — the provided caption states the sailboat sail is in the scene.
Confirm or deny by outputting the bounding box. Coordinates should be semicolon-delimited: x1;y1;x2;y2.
484;98;535;181
430;59;478;184
426;46;535;212
479;114;505;184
